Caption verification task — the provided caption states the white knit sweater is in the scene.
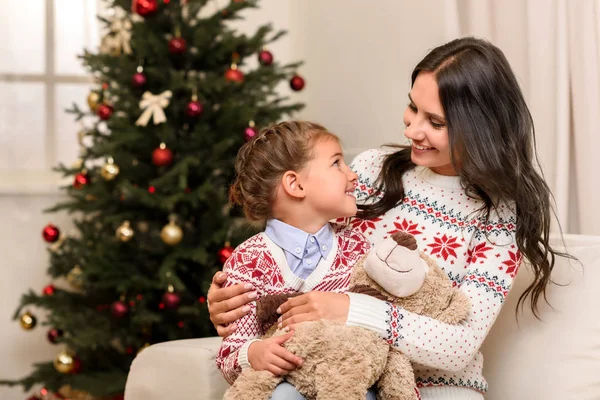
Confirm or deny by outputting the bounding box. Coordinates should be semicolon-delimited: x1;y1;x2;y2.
345;148;521;399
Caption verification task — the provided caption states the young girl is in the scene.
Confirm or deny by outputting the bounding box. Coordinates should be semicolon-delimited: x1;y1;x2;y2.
208;37;571;400
215;121;379;399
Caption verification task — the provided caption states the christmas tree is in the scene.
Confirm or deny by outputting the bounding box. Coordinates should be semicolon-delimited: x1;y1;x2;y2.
2;0;304;398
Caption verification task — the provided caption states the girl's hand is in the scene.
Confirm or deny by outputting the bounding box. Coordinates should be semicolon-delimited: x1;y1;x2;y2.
247;331;303;375
207;272;256;337
277;292;350;330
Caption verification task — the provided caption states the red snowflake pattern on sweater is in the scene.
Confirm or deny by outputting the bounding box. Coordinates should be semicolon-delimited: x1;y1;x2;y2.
427;234;462;260
387;218;423;236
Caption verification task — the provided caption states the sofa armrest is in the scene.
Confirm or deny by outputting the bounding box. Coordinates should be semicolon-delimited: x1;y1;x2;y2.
124;337;228;400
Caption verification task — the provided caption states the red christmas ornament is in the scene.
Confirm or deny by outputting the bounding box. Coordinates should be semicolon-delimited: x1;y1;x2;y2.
198;296;206;304
224;67;244;83
43;284;56;296
258;50;273;66
112;395;125;400
71;356;82;374
148;186;156;194
42;223;60;243
111;301;129;318
290;75;305;91
132;72;147;88
168;37;187;54
73;172;90;189
162;292;181;310
244;126;257;142
152;143;174;167
177;321;185;328
185;100;203;118
132;0;158;17
218;245;234;264
47;328;63;344
96;104;114;120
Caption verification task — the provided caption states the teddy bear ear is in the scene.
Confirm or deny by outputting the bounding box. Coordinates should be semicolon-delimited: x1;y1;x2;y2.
390;231;417;250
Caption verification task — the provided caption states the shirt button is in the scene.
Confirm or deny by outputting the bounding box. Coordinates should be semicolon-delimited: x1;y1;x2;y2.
310;237;315;243
295;247;301;254
307;259;312;265
321;245;327;250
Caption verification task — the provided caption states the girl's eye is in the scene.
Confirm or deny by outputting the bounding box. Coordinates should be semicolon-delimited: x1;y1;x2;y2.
333;159;340;166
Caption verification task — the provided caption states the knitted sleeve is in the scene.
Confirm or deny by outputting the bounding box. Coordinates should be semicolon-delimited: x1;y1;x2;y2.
215;244;263;384
347;207;521;371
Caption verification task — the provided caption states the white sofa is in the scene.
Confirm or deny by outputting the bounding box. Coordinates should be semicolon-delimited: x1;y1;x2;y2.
124;234;600;400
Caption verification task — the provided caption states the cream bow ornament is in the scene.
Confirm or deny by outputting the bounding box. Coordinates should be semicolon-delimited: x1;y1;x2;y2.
135;90;173;126
100;18;133;56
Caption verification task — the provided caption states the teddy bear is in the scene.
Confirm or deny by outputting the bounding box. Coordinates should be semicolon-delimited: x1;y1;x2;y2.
223;231;471;400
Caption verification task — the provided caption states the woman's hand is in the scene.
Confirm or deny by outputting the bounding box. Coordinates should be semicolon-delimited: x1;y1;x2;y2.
277;292;350;330
207;272;256;337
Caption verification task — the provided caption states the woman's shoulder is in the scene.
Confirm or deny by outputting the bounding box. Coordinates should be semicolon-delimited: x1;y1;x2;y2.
349;148;392;175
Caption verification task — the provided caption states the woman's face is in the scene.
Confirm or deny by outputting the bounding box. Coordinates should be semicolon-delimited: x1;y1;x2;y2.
403;71;456;176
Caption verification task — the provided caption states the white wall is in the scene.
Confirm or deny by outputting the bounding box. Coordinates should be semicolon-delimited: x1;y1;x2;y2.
1;1;447;398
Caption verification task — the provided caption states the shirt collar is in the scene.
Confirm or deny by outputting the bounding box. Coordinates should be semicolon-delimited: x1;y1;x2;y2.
264;219;333;259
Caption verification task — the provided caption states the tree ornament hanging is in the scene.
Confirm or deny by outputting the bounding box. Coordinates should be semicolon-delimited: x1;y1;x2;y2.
135;90;172;126
111;300;129;318
185;91;203;118
100;16;133;56
116;221;135;242
224;64;244;83
162;285;181;310
66;265;84;289
258;49;273;66
19;311;37;330
132;66;147;88
152;143;174;167
42;223;60;243
132;0;158;17
87;92;100;111
290;74;305;91
160;217;183;246
43;284;56;296
244;120;257;142
101;157;120;181
54;350;80;374
96;103;114;120
168;28;187;55
73;171;91;189
47;328;64;344
218;243;234;264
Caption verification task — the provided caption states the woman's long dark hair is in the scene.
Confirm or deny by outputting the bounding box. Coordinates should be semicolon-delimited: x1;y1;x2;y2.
359;37;572;318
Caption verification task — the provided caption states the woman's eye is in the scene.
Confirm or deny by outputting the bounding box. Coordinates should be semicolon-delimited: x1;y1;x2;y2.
431;120;445;129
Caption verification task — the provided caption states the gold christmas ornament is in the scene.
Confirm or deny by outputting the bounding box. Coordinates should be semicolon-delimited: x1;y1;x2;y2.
100;157;120;181
54;350;75;374
87;92;100;112
116;220;135;242
160;218;183;246
67;265;84;289
19;311;37;330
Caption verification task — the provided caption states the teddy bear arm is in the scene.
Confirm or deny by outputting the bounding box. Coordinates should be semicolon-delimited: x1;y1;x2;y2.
376;347;419;400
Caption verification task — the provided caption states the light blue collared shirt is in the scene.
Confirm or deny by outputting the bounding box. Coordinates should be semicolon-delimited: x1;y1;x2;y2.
264;219;333;280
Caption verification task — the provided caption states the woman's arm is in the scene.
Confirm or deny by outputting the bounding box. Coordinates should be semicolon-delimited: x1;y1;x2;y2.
208;271;255;337
345;230;520;371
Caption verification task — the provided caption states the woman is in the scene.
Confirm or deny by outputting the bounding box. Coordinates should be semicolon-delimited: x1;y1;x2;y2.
207;37;567;399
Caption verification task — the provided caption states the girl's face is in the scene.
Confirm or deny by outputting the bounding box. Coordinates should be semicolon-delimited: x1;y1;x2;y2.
299;138;358;223
403;71;457;176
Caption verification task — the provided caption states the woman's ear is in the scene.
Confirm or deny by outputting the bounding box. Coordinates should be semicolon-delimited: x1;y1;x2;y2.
281;171;306;199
